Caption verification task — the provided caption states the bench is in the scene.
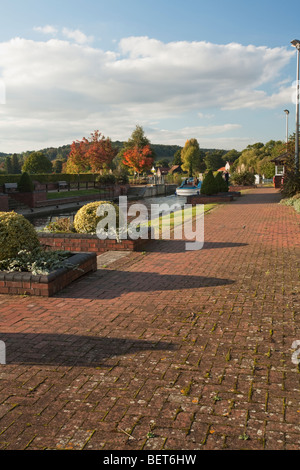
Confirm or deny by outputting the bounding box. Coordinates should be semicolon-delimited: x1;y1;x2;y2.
58;181;68;191
4;183;18;193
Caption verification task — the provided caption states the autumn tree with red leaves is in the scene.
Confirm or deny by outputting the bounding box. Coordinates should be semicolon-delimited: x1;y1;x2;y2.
119;125;154;177
65;130;117;173
122;144;154;176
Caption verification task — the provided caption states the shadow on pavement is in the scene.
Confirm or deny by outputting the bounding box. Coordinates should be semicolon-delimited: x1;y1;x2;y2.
232;190;282;204
0;332;176;367
143;240;248;252
60;270;235;299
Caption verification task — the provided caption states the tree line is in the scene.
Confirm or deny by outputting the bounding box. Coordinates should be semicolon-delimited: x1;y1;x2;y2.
0;125;287;178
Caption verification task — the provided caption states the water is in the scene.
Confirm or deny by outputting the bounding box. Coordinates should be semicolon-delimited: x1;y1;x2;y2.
27;194;188;231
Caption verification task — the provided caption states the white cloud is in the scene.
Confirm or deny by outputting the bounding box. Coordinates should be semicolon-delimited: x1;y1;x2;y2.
33;25;58;35
62;28;93;44
0;35;294;152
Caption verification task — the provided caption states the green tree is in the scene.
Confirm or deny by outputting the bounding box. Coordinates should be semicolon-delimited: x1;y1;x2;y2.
116;125;154;174
181;138;205;176
233;140;284;174
204;151;224;171
52;159;64;174
4;156;12;174
22;151;53;174
11;154;21;174
126;125;152;150
173;149;182;166
222;149;241;164
258;158;275;178
155;158;170;167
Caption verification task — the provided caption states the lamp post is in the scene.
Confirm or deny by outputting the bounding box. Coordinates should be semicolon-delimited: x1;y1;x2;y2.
284;109;289;147
291;39;300;174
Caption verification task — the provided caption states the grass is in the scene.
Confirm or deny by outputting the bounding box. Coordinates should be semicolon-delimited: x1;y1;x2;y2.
142;203;216;230
47;189;109;199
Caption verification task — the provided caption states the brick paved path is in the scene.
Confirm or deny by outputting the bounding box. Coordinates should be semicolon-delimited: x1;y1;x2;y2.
0;188;299;450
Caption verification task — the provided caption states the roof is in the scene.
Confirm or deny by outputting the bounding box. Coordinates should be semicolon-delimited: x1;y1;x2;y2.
169;165;183;174
271;152;291;164
156;167;170;174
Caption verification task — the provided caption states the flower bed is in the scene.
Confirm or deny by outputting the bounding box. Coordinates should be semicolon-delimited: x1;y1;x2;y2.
0;251;97;297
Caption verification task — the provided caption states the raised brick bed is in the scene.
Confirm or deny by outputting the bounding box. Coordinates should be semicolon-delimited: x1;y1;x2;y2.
187;193;234;204
228;185;256;191
0;194;9;211
8;191;47;208
38;232;149;255
0;252;96;297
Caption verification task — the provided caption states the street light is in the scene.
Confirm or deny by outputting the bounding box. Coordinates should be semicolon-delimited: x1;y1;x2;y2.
284;109;289;147
291;39;300;174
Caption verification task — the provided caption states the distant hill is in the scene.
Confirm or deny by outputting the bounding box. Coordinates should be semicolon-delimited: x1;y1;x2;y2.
0;142;228;163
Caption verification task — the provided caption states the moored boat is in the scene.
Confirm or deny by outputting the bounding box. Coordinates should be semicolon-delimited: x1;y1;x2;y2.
175;179;202;196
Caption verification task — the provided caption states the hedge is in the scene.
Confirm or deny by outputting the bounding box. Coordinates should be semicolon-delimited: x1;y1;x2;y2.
0;173;99;185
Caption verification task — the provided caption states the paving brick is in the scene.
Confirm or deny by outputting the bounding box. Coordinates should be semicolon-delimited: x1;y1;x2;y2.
0;188;299;450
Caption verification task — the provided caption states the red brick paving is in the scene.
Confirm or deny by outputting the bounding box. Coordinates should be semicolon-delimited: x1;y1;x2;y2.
0;188;299;450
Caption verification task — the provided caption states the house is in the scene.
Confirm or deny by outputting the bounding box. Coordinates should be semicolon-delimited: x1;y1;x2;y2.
156;167;171;177
168;165;183;174
270;152;290;188
217;161;231;173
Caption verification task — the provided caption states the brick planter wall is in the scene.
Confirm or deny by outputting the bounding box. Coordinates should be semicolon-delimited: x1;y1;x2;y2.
9;191;47;208
0;194;9;211
187;194;234;204
0;252;97;297
38;232;149;255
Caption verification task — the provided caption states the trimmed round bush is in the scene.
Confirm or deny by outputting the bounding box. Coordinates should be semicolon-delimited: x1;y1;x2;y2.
73;201;119;234
201;170;218;195
0;211;40;261
214;172;229;193
18;171;34;192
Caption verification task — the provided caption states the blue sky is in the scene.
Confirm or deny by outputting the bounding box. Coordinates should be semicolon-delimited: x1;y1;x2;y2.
0;0;299;153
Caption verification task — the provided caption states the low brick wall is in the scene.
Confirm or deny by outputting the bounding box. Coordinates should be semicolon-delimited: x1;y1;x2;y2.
33;185;129;208
0;194;9;211
9;191;47;208
34;193;114;208
38;232;149;254
187;194;234;204
0;252;97;297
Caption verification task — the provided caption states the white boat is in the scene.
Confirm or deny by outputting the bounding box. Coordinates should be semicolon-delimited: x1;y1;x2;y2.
175;179;202;196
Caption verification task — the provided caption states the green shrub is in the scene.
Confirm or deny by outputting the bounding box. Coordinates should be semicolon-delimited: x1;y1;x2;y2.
214;172;228;193
73;201;119;234
17;171;34;192
0;173;99;186
45;217;75;233
0;248;72;275
114;171;129;185
279;198;294;206
96;174;116;186
231;171;255;186
293;198;300;213
281;171;300;198
0;212;40;261
200;170;218;195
